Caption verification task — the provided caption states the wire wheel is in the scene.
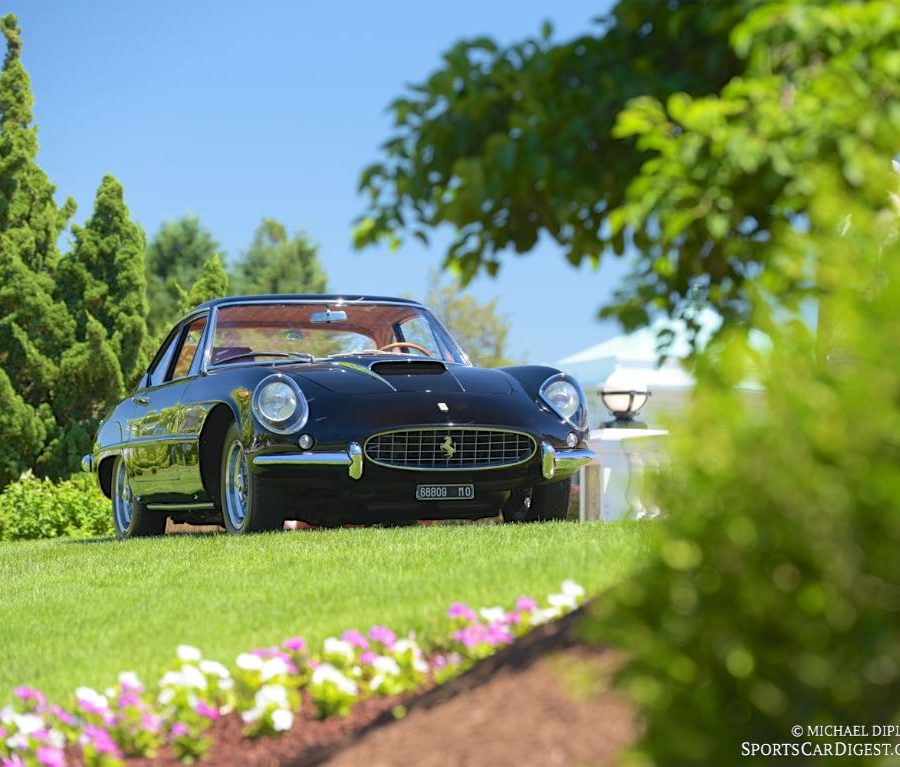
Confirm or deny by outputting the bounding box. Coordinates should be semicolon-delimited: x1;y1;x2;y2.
224;441;250;529
113;457;134;533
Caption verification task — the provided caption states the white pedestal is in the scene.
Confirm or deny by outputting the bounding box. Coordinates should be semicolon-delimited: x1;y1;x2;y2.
579;428;669;521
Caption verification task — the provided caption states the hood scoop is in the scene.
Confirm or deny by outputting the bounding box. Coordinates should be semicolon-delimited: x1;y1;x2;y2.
370;359;462;393
371;360;447;376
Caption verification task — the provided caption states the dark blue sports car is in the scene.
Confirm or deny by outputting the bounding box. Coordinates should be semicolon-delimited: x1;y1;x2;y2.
83;295;594;537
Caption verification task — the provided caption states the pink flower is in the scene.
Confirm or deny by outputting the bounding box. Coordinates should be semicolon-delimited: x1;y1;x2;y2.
141;713;162;731
341;629;369;650
193;700;219;721
36;748;64;767
2;755;26;767
13;686;46;708
82;726;121;757
171;721;189;737
516;596;538;612
359;651;378;666
283;636;306;653
118;693;140;708
486;623;513;646
447;603;476;622
368;625;396;648
51;706;75;727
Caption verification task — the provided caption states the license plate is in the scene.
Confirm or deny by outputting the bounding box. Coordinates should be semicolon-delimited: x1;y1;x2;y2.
416;484;475;501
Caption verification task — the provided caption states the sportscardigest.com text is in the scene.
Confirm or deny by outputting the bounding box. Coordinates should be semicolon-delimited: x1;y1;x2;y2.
741;725;900;758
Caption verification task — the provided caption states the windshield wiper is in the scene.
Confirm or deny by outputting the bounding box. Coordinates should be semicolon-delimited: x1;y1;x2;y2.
214;350;314;365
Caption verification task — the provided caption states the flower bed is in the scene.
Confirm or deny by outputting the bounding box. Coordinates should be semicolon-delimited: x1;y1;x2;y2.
0;581;585;766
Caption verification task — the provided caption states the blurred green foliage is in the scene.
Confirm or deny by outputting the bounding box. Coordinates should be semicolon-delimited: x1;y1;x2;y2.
0;473;112;541
575;3;900;764
355;0;760;313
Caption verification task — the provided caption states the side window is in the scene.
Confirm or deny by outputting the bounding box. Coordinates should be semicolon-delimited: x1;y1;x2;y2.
169;316;208;381
397;315;442;358
145;328;183;389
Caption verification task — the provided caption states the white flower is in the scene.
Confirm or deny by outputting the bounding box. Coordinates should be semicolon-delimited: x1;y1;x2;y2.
371;655;401;676
260;656;290;682
159;671;183;688
479;606;506;624
530;607;561;625
311;663;358;696
6;732;28;751
392;638;418;655
255;684;289;710
105;687;116;698
241;706;262;724
47;729;65;749
177;644;203;662
271;708;293;732
218;678;235;691
157;688;175;706
179;664;208;690
236;653;264;671
75;686;109;710
0;706;14;725
12;713;43;736
323;637;355;661
118;671;142;690
370;674;385;692
548;592;578;611
561;580;585;599
200;660;230;679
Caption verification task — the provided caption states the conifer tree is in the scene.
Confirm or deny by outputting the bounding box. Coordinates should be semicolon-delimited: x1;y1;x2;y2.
177;254;229;313
232;219;327;295
59;174;149;387
0;14;75;484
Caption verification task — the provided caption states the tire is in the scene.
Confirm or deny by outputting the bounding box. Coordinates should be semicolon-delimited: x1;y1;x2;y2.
502;477;572;523
111;455;167;539
220;423;285;534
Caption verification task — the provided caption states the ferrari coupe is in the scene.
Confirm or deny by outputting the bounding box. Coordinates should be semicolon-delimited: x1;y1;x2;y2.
83;295;595;538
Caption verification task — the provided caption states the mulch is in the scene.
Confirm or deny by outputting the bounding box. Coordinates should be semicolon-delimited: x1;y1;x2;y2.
113;605;636;767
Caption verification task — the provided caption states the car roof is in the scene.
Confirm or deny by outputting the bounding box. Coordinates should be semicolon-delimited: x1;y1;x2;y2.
192;294;425;311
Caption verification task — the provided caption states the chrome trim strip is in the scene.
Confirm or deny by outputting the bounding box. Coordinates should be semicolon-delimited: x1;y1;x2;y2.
542;444;595;480
541;442;556;479
364;426;537;472
254;443;364;480
253;451;352;467
556;448;595;473
348;442;363;480
146;502;216;511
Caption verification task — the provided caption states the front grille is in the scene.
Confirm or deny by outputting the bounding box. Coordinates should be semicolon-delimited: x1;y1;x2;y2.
365;428;536;471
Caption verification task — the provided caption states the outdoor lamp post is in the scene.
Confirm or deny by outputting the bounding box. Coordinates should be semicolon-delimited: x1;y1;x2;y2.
600;369;651;428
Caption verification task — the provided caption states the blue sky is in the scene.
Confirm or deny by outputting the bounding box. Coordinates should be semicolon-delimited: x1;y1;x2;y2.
9;0;625;364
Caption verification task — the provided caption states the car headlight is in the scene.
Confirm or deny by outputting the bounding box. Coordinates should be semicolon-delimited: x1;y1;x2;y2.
540;375;588;430
251;375;309;433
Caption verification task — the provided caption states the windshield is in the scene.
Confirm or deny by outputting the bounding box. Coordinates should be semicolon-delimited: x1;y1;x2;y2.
208;301;468;366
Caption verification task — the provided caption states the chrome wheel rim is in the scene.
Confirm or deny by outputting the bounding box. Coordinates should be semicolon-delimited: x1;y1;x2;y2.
113;459;134;533
225;442;250;529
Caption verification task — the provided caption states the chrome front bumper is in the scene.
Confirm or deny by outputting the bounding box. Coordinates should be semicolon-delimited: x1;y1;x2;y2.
251;440;594;483
252;442;363;479
540;442;595;480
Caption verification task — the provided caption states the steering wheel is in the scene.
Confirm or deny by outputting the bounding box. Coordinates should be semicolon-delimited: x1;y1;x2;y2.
378;341;433;356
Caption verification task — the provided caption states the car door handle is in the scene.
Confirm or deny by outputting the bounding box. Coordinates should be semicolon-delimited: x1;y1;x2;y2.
132;396;150;406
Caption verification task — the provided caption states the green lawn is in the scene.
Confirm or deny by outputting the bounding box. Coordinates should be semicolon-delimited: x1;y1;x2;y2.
0;522;652;703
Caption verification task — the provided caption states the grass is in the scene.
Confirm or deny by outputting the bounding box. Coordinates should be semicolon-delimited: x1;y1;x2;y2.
0;522;653;703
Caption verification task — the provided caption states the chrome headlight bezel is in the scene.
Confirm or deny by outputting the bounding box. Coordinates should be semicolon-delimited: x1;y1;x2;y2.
539;373;588;431
251;374;309;434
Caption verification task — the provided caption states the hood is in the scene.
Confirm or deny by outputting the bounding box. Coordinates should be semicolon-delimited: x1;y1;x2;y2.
292;358;514;396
